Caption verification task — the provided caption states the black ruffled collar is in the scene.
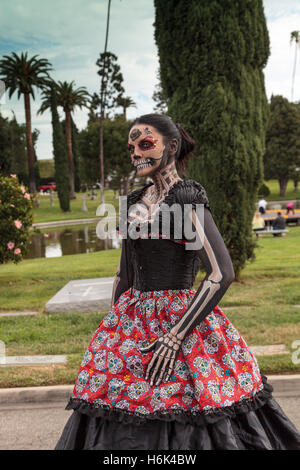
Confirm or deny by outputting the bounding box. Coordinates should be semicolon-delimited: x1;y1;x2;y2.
127;178;204;208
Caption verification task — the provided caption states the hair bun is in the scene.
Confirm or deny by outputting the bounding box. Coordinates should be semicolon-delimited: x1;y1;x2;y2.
175;123;196;160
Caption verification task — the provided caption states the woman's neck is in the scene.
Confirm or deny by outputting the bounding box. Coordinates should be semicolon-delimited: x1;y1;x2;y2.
147;161;183;203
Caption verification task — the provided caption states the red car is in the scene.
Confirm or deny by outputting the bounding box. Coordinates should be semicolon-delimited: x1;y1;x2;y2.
38;182;56;192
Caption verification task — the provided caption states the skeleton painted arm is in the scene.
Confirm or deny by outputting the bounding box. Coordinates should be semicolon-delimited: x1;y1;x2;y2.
140;206;235;386
111;237;134;308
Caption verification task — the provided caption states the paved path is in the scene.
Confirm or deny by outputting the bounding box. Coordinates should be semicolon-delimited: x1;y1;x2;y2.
0;376;299;450
1;396;298;450
0;402;72;450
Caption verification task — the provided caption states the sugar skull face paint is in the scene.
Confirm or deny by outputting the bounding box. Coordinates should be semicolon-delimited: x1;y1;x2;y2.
128;124;167;175
129;128;142;141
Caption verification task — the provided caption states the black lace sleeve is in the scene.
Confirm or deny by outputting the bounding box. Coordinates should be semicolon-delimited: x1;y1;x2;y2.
175;179;210;213
112;191;135;306
170;180;235;339
111;236;134;306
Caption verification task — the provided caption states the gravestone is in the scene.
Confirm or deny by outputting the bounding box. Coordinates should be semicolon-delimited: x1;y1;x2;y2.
45;277;114;313
81;195;88;212
49;191;54;206
91;187;97;201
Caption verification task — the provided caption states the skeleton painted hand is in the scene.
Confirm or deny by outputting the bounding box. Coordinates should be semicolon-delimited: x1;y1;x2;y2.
139;331;183;386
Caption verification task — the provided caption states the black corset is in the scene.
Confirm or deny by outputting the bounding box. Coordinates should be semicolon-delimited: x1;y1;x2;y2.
119;178;211;292
129;238;201;292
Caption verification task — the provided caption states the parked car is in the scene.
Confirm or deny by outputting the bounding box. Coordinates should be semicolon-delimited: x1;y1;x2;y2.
38;182;56;192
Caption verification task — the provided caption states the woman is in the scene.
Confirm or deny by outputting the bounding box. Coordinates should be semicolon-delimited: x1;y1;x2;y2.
252;211;265;233
55;114;300;450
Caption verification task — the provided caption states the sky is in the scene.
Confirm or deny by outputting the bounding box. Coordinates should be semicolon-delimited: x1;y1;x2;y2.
1;0;300;160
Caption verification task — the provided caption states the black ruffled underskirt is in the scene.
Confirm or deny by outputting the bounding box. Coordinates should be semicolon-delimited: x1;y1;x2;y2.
55;375;300;450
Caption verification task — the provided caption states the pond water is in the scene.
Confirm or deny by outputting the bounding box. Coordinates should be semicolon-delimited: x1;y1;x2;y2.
24;224;121;259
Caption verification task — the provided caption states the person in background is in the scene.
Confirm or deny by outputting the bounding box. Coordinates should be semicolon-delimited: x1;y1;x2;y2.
272;211;286;237
252;211;265;232
286;202;295;215
258;198;267;214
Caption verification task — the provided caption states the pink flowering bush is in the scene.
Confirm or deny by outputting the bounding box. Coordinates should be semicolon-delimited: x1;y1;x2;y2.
0;175;33;264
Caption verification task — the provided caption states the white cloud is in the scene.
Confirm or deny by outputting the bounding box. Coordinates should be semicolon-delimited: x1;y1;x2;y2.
263;1;300;102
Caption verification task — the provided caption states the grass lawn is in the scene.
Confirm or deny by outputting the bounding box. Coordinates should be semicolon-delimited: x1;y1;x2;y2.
264;180;300;202
33;189;119;224
1;227;300;387
0;248;121;311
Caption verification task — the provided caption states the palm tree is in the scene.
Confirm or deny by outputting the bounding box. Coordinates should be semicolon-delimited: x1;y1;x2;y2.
0;52;52;193
116;96;137;120
38;81;90;199
291;31;300;102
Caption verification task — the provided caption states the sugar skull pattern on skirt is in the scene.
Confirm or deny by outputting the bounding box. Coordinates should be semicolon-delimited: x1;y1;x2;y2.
71;287;264;415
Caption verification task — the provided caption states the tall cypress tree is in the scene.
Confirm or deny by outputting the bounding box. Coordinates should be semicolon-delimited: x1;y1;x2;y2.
50;86;70;212
61;116;82;192
154;0;270;278
71;117;81;193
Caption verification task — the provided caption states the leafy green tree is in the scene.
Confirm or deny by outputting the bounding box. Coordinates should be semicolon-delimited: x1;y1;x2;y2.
0;111;39;187
152;69;168;114
264;95;300;196
154;0;270;278
78;116;134;193
257;182;270;198
49;86;70;212
96;51;125;205
292;100;300;193
77;122;101;185
0;113;14;174
103;116;135;195
38;81;90;200
0;52;52;194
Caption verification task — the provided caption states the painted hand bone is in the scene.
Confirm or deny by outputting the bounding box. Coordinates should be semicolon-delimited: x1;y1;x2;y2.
139;331;182;386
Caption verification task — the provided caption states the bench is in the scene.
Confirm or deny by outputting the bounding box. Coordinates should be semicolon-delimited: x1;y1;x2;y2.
253;229;289;238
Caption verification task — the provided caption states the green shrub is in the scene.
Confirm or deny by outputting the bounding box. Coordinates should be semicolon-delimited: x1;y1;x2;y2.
258;183;271;198
0;174;33;264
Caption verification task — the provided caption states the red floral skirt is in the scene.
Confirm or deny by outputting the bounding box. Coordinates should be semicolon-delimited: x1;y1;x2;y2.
69;286;264;416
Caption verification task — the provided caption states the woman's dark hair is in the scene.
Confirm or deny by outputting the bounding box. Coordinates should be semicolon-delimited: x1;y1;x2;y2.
129;113;196;176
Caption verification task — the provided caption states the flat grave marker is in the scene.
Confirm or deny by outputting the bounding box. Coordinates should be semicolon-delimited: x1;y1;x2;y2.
45;277;114;313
